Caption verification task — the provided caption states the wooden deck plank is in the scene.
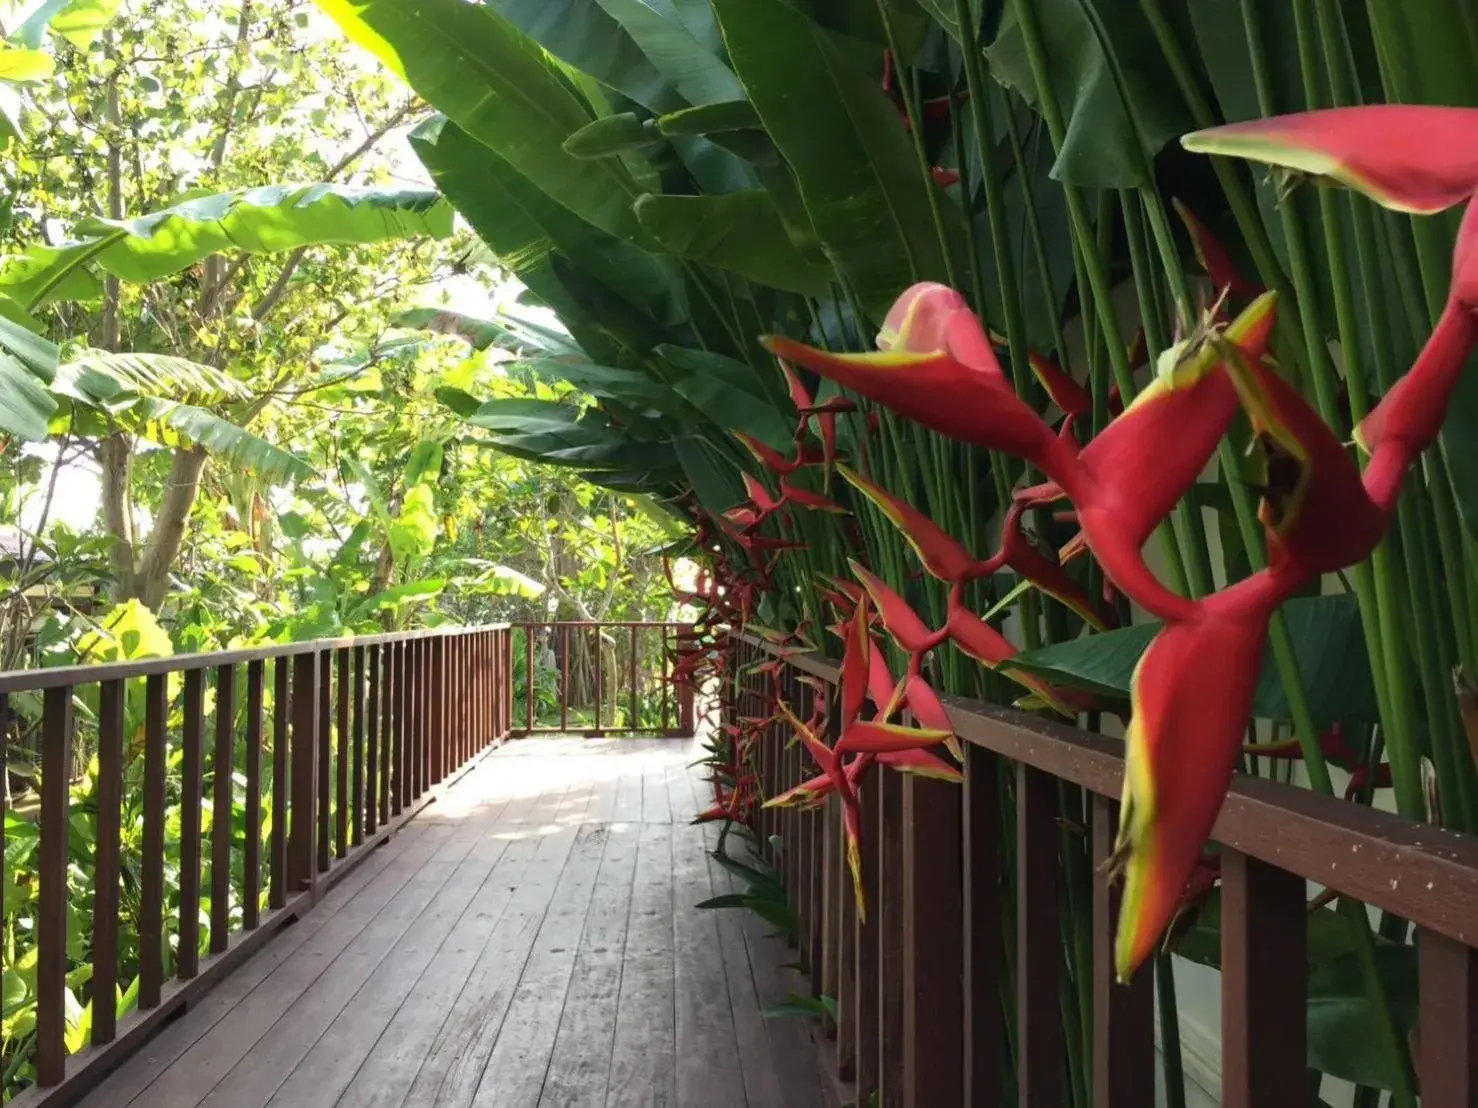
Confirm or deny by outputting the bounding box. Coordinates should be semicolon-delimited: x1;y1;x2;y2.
641;759;673;824
472;823;608;1104
673;820;746;1107
701;826;791;1108
262;836;510;1107
612;758;643;824
193;841;479;1107
400;823;581;1105
78;824;443;1108
333;829;547;1108
605;821;677;1107
537;821;641;1107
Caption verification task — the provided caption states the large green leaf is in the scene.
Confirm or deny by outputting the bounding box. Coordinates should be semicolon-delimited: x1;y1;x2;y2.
712;0;962;317
52;352;252;408
0;352;56;440
16;0;123;49
518;357;691;417
658;344;792;448
317;0;645;242
987;0;1194;188
592;0;746;105
395;306;585;360
456;396;676;471
1003;595;1379;725
634;191;833;295
132;400;314;484
1306;945;1418;1091
481;0;684;112
2;185;453;308
409;116;688;360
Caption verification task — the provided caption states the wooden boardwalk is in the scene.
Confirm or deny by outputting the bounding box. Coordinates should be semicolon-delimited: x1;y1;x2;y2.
79;738;831;1108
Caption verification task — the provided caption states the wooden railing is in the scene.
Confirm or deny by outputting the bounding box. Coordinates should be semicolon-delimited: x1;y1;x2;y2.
734;633;1478;1108
0;624;514;1107
512;620;696;737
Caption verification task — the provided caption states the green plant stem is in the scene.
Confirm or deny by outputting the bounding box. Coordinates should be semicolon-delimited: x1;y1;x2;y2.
953;0;1031;396
1155;952;1187;1108
874;2;959;292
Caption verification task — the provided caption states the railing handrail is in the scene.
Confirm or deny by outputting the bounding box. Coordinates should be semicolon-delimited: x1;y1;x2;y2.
738;630;1478;947
0;622;511;694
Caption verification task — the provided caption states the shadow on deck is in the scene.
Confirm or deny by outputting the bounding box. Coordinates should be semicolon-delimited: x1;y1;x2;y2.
78;738;830;1108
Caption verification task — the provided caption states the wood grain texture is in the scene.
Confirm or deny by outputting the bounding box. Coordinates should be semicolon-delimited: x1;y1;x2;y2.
70;737;828;1108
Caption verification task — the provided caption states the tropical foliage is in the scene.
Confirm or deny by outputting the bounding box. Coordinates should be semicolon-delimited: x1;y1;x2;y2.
316;0;1478;1103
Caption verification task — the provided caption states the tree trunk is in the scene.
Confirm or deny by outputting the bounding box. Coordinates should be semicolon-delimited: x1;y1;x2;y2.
99;432;136;601
134;446;208;610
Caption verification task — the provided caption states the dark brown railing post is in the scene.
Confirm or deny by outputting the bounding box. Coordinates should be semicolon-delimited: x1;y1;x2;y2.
211;664;236;954
1091;795;1153;1106
1221;848;1306;1108
878;767;906;1107
316;649;332;875
366;643;381;836
593;624;604;734
903;773;964;1106
92;678;124;1047
1419;928;1478;1107
351;646;365;847
1017;763;1061;1108
244;659;264;928
855;768;880;1101
559;624;570;732
269;659;289;910
962;743;1001;1106
36;685;72;1086
433;636;446;780
141;672;167;1008
289;650;319;895
178;668;205;978
390;642;405;816
525;625;535;735
629;624;639;731
335;647;350;859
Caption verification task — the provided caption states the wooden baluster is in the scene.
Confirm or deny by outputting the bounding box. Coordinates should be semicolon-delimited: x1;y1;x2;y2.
659;625;669;732
381;642;394;821
36;686;72;1085
525;626;535;734
316;649;332;873
179;669;205;978
244;660;264;929
432;636;445;779
290;651;319;894
835;790;857;1081
854;770;880;1099
878;767;906;1107
92;680;124;1046
1418;928;1478;1108
269;659;289;910
335;647;350;857
904;773;964;1106
142;672;167;1007
352;647;365;846
629;625;639;733
210;664;236;954
1221;848;1306;1108
1017;763;1061;1108
391;642;405;815
594;625;603;734
963;743;1002;1106
1092;794;1153;1106
366;644;380;836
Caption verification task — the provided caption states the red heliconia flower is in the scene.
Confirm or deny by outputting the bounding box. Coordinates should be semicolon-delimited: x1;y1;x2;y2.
881;49;964;133
1182;105;1478;215
1173;198;1259;300
779;478;847;513
987;329;1092;422
762;283;1079;482
1111;570;1292;979
1217;335;1392;575
1071;292;1280;622
839;464;995;585
1244;724;1393;803
931;166;961;189
848;559;947;658
997;501;1113;630
945;603;1089;718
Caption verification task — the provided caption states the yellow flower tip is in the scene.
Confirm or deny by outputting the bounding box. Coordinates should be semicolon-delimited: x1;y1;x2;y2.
846;836;866;922
944;736;964;761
